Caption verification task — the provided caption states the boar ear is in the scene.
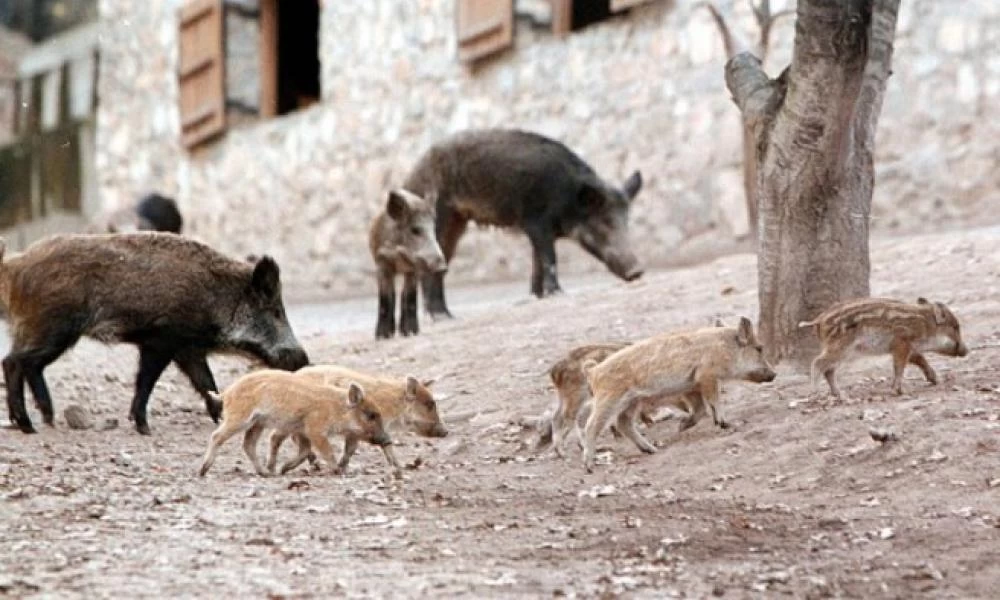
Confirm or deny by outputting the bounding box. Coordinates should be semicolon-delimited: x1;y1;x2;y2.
622;170;642;201
932;302;946;325
421;377;437;388
736;317;754;346
347;382;365;407
386;190;411;222
250;256;281;300
404;375;419;398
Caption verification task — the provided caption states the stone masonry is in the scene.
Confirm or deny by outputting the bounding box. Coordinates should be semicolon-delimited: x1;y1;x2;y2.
94;0;1000;298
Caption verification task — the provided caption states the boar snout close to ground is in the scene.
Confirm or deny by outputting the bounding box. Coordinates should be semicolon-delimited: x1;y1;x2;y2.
198;370;392;478
370;189;447;339
402;128;644;322
581;317;776;472
271;364;447;478
799;297;969;399
0;233;309;435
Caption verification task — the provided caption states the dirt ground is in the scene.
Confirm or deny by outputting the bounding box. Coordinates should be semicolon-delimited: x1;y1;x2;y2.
1;225;999;599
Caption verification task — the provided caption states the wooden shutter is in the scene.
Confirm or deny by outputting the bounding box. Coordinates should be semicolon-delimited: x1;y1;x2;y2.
456;0;514;63
610;0;656;12
178;0;225;149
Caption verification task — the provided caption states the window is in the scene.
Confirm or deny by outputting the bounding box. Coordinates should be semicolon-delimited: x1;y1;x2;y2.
456;0;659;64
177;0;320;150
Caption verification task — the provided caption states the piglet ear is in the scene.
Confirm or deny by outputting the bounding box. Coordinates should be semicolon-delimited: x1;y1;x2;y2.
404;375;419;398
251;255;281;300
347;382;365;407
932;302;946;325
736;317;754;347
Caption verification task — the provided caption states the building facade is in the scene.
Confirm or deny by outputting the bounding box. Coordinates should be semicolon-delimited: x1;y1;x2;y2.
93;0;999;297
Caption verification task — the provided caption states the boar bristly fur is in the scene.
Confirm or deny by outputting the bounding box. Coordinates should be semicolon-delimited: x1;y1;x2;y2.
581;318;776;472
799;297;969;399
198;370;392;477
370;189;446;339
0;233;309;435
403;128;644;321
269;364;447;479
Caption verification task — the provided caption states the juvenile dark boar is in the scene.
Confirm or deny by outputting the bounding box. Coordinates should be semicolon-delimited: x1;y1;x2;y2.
370;189;447;339
799;297;969;399
581;318;776;472
0;232;309;435
90;192;184;234
402;128;644;320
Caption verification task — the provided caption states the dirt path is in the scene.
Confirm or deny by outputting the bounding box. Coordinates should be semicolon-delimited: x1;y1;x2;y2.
1;226;999;598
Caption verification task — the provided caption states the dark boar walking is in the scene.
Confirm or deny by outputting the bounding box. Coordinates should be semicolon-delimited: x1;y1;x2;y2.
0;233;309;435
402;128;644;320
370;189;447;339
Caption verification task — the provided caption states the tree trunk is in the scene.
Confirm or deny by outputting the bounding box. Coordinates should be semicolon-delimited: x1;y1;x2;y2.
724;0;901;366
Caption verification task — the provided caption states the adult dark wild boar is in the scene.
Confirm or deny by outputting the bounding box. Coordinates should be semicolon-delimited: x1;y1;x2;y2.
0;233;309;435
403;128;644;320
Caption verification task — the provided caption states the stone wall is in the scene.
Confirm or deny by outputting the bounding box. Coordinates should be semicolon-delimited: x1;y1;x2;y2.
95;0;1000;298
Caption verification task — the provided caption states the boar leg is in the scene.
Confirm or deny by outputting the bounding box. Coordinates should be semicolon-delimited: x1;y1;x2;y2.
4;327;79;432
525;225;561;298
337;435;360;474
810;348;846;399
422;207;466;320
266;430;289;474
375;268;397;339
615;400;658;454
242;421;269;476
889;340;914;395
199;420;249;476
173;348;222;422
677;392;706;431
399;272;420;337
279;433;314;475
697;378;729;429
129;346;175;435
908;352;938;385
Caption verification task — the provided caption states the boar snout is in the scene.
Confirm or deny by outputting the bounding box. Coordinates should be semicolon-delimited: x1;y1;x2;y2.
429;422;449;438
270;347;310;371
605;250;643;282
748;367;777;383
373;431;393;447
955;341;969;357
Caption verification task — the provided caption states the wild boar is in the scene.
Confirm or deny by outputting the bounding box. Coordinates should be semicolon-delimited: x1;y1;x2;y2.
536;342;629;457
581;317;776;472
370;189;447;339
0;232;309;435
401;128;644;320
89;192;184;234
268;364;447;478
197;370;392;477
798;297;969;399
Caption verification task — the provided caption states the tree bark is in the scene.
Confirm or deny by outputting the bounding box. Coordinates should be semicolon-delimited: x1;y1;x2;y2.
724;0;901;366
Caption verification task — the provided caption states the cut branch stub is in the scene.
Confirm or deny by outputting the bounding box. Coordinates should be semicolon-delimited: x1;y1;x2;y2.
724;52;783;150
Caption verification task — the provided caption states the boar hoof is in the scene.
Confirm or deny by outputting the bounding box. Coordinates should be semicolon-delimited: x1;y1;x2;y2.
716;419;731;430
17;421;38;435
134;422;152;436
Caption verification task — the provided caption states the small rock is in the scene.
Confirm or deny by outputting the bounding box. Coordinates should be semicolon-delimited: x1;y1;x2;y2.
95;418;119;432
869;427;899;443
878;527;895;540
64;405;93;430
